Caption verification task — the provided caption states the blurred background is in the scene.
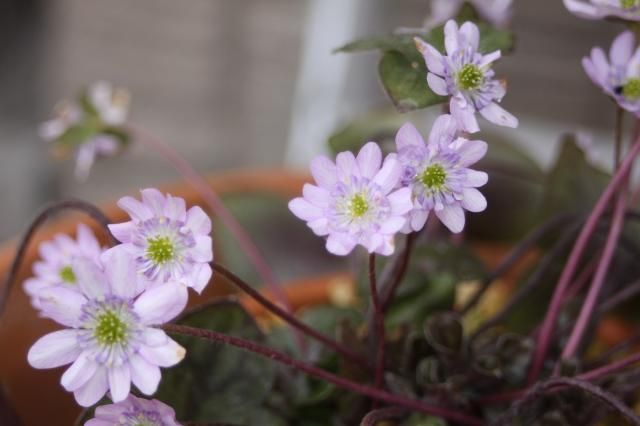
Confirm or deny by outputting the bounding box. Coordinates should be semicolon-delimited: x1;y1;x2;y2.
0;0;622;240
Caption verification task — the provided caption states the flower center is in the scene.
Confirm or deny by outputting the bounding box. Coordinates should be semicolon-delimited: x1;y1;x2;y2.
457;64;483;90
623;78;640;100
59;265;76;284
94;310;128;346
621;0;638;9
420;164;447;190
146;236;175;264
348;193;369;218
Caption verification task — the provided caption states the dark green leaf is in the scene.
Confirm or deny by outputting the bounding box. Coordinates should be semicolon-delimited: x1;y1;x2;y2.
155;300;277;423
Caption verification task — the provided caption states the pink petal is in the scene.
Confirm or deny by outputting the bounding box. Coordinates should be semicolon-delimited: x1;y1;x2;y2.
37;287;85;327
610;31;635;67
188;263;213;294
101;246;137;299
164;194;187;221
107;222;135;243
302;184;330;208
461;188;487;212
428;114;458;146
117;196;152;222
444;20;460;56
326;233;357;256
410;209;429;232
336;151;358;179
435;204;465;233
140;188;167;216
191;236;213;263
414;37;445;75
395;122;425;150
459;21;479;51
457;139;487;167
310;155;337;188
289;197;323;221
73;257;108;299
61;354;97;391
27;330;80;369
130;355;161;395
73;367;109;407
139;338;186;367
466;169;489;187
356;142;382;179
450;98;480;133
380;216;406;234
479;103;519;128
134;284;188;325
76;223;101;255
185;206;212;235
427;73;448;96
373;154;401;194
479;50;501;68
388;187;413;216
108;364;131;402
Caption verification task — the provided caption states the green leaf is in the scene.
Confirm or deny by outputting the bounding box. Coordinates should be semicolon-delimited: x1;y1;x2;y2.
328;109;405;156
155;300;278;423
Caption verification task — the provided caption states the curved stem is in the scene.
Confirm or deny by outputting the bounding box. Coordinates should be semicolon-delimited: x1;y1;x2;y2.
496;378;640;426
0;200;115;321
368;253;385;400
381;233;416;311
578;351;640;382
360;407;407;426
163;324;483;425
460;213;573;315
128;126;293;314
559;193;627;365
211;262;371;368
528;137;640;384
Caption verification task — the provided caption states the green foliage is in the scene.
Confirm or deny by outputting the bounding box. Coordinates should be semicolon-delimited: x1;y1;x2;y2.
335;23;514;112
155;300;281;424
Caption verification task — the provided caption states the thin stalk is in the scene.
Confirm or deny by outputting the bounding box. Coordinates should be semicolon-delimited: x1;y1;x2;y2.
369;254;386;400
585;331;640;370
0;200;114;321
128;126;292;314
578;351;640;382
360;407;407;426
460;213;573;315
381;233;416;311
615;106;625;170
163;323;483;425
560;193;627;365
495;378;640;426
528;137;640;384
598;279;640;314
211;262;371;368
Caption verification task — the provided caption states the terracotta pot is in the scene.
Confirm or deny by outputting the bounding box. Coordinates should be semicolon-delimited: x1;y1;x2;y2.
0;169;538;425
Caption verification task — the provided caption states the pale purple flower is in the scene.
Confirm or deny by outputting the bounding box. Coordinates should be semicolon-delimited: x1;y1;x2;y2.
86;395;181;426
24;224;103;312
415;20;518;133
39;81;130;180
289;142;412;256
27;249;187;407
108;188;213;293
395;116;488;233
425;0;513;29
564;0;640;21
582;31;640;116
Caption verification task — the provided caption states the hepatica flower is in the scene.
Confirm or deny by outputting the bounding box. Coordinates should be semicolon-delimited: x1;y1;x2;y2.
415;20;518;133
396;116;488;233
564;0;640;21
40;81;131;180
583;31;640;115
425;0;513;29
289;142;412;256
86;395;181;426
108;188;213;293
27;250;187;407
24;224;103;311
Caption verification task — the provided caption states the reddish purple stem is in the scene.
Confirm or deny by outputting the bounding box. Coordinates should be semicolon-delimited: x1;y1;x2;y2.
559;193;627;365
368;253;386;401
528;137;640;384
163;323;483;425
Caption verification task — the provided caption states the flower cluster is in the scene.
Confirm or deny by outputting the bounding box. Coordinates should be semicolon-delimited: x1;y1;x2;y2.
425;0;513;29
40;81;131;180
24;189;213;409
289;115;489;255
415;20;518;133
85;394;182;426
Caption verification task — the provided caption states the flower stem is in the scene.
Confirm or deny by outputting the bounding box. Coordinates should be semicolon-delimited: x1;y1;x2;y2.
368;253;386;401
559;193;627;365
128;125;302;350
211;262;371;368
614;106;625;170
527;136;640;384
163;323;483;425
578;351;640;382
381;233;416;311
0;199;114;321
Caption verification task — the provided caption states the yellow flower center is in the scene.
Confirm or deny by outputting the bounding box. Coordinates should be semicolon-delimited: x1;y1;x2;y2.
420;164;447;190
623;78;640;100
146;236;175;264
59;265;76;284
94;310;128;345
348;193;369;218
621;0;638;9
457;64;483;90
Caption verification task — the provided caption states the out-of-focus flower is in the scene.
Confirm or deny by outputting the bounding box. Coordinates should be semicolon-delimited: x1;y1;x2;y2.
39;81;131;180
415;20;518;133
395;117;488;233
289;142;412;256
27;249;187;407
108;188;213;293
564;0;640;21
24;224;103;312
425;0;513;29
85;395;182;426
583;31;640;115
